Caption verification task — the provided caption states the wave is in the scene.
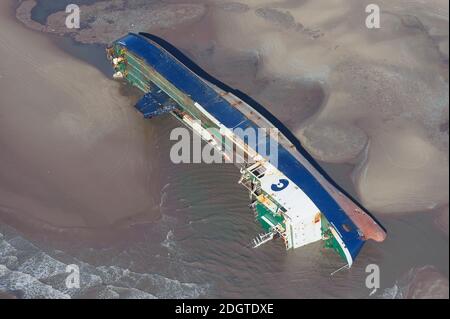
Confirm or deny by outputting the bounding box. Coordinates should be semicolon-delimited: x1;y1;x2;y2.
0;229;208;299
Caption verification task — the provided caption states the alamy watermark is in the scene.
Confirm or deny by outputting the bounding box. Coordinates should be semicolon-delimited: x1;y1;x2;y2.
63;3;380;31
366;4;381;29
169;120;279;167
365;263;380;296
65;4;80;29
65;264;80;289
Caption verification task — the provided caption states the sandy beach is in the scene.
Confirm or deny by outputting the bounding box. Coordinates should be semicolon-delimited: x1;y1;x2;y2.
0;0;165;243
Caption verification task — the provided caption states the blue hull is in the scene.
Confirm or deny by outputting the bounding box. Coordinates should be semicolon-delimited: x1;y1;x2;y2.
114;33;369;264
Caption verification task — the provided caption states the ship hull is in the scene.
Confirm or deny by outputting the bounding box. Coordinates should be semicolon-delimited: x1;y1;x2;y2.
108;33;386;267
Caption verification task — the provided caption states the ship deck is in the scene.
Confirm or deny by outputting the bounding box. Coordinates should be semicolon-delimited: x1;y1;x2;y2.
115;33;365;262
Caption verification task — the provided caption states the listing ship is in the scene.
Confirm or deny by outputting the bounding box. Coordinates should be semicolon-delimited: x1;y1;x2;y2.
107;33;386;268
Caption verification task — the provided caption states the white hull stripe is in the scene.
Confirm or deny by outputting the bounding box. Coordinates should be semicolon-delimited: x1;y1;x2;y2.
330;227;353;267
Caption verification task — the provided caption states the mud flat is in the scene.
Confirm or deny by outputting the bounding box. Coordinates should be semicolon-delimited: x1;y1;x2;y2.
17;0;207;44
299;122;368;163
1;0;165;243
353;120;449;214
212;0;449;217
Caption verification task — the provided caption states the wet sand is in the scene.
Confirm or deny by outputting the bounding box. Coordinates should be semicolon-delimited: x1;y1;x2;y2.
205;0;449;215
0;0;166;243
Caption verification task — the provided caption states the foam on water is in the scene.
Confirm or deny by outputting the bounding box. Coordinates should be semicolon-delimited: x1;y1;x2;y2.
380;284;404;299
161;230;176;251
0;228;208;299
0;265;70;299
